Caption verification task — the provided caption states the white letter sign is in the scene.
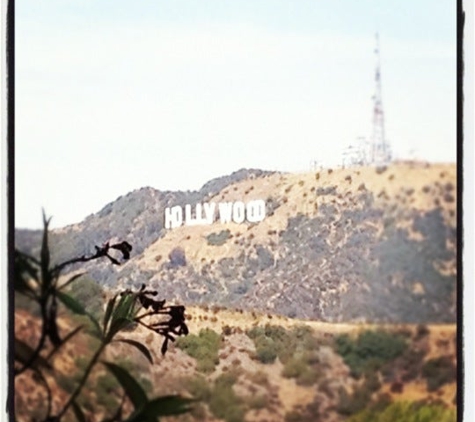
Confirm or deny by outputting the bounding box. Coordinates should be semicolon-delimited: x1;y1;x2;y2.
164;199;267;228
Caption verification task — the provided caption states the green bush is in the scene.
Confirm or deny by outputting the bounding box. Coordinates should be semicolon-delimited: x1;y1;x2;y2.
209;373;245;422
282;357;307;379
176;328;222;373
336;386;372;416
184;372;245;422
346;401;456;422
247;324;318;365
282;354;319;386
254;336;278;364
185;375;212;401
206;230;231;246
247;394;267;410
422;356;456;391
284;410;303;422
334;330;407;377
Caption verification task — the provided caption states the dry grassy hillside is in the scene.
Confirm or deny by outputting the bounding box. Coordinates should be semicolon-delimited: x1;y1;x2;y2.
113;162;456;323
134;162;455;270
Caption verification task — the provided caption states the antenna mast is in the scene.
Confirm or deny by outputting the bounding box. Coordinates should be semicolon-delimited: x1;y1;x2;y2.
371;33;391;164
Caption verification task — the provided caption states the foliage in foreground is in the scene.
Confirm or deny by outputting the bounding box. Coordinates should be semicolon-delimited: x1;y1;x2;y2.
14;212;193;421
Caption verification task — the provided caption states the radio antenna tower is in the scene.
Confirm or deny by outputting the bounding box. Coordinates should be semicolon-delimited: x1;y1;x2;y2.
370;33;391;164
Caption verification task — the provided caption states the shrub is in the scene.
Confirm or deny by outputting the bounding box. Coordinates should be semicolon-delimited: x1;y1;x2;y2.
415;324;430;339
444;193;455;203
422;185;431;193
222;325;234;336
316;186;337;195
209;373;245;422
334;330;407;377
285;410;303;422
445;182;454;192
248;325;286;364
247;394;267;410
422;356;456;391
390;381;403;393
176;328;222;373
206;230;231;246
282;356;307;379
297;368;319;386
168;247;186;267
248;370;269;386
346;401;456;422
185;375;212;401
282;353;319;385
336;386;371;416
248;324;320;367
254;336;278;364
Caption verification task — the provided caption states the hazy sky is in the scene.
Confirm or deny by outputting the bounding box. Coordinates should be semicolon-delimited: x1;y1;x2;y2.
15;0;457;229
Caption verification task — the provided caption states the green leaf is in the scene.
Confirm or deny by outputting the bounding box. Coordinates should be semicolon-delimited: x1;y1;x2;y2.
111;293;137;321
127;396;195;422
72;400;86;422
107;317;135;341
114;339;153;364
57;291;87;315
102;361;148;409
106;293;138;340
14;338;51;370
103;295;118;334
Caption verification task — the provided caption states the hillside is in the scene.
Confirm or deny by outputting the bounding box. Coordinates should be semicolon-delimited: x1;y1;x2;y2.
15;162;457;323
14;303;457;422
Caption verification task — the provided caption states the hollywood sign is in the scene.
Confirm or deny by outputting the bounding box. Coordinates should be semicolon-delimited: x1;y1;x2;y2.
165;200;266;229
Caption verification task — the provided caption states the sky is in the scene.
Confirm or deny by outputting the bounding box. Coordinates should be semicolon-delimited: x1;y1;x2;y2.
15;0;457;229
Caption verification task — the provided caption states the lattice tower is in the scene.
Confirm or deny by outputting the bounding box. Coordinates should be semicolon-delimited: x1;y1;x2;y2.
370;33;392;164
